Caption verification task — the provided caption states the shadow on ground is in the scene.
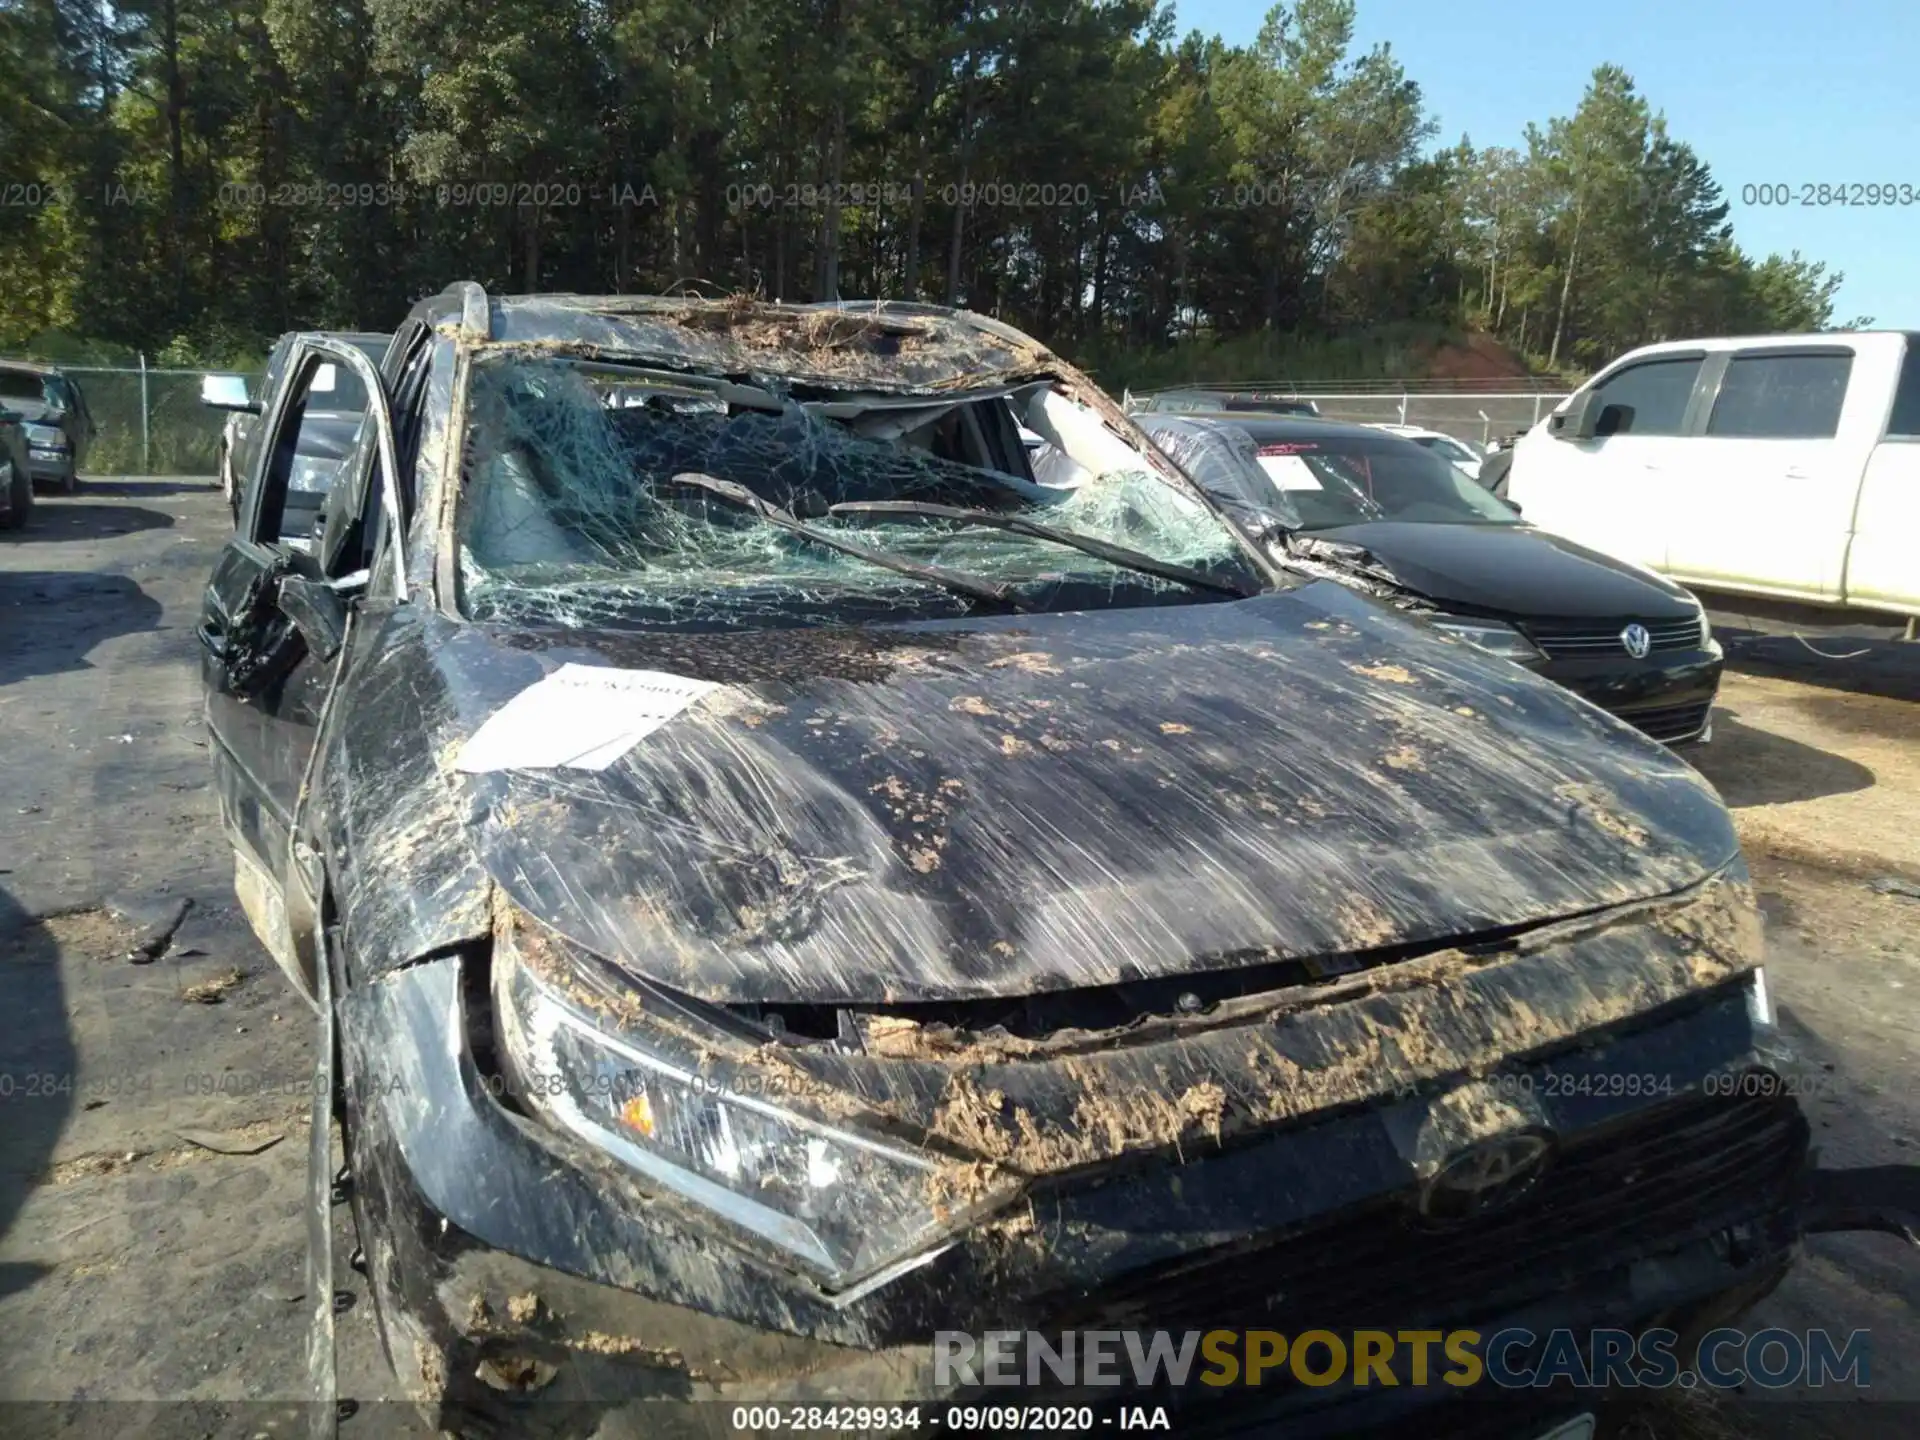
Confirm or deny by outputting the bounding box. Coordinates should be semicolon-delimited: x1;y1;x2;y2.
1690;713;1875;809
0;885;74;1301
1718;626;1920;706
70;478;219;500
13;503;176;541
0;572;162;687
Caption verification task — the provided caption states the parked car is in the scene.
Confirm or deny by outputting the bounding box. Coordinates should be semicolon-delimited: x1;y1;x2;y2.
1367;422;1485;480
202;330;392;538
0;403;32;528
0;360;96;492
1129;386;1322;417
1478;443;1516;497
1508;330;1920;620
1140;412;1724;745
200;283;1896;1437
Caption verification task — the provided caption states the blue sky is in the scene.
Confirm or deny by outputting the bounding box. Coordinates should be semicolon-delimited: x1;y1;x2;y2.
1176;0;1916;327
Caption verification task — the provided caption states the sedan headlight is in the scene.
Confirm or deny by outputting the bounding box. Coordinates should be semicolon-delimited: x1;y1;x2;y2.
22;423;66;448
1426;615;1547;664
493;922;1020;1291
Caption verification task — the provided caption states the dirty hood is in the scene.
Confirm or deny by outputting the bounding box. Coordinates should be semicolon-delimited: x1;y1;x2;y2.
434;584;1739;1006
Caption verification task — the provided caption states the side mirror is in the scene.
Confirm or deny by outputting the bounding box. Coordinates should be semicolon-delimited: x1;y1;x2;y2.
276;576;349;663
201;373;261;413
1547;389;1607;442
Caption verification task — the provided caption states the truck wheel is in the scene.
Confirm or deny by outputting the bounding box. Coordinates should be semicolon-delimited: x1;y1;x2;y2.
61;466;79;495
3;459;29;529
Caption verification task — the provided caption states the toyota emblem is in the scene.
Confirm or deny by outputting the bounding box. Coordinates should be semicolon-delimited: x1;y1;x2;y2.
1621;623;1652;659
1415;1132;1553;1224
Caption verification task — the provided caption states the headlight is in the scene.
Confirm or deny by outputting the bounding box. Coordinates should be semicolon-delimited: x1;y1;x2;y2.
1696;606;1713;647
493;921;1020;1291
1426;615;1547;664
22;423;65;448
288;454;342;494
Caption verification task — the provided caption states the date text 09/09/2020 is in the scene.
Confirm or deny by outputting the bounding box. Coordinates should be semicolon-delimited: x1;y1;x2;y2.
211;181;660;210
725;1406;1164;1434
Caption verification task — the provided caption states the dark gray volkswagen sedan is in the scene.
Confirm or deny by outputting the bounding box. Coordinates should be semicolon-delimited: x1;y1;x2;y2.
1140;413;1725;746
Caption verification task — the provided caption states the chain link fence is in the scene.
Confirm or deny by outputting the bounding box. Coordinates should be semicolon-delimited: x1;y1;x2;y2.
1121;378;1575;448
50;364;263;476
41;363;1569;477
1294;392;1571;446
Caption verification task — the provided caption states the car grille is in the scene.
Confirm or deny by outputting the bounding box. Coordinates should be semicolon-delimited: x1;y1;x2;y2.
1524;616;1702;659
1047;1092;1804;1337
1620;699;1714;743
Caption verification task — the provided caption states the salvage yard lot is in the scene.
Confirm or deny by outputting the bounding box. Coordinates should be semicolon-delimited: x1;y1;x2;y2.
1;478;1915;1436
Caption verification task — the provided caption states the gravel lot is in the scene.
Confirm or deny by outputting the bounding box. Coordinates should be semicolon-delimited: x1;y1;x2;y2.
1;479;1914;1437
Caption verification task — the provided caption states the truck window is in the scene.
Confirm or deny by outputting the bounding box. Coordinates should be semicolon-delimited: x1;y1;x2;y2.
1707;352;1852;439
1887;338;1920;438
1590;358;1701;436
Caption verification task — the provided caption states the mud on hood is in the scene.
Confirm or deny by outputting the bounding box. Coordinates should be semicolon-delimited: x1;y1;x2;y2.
432;584;1738;1006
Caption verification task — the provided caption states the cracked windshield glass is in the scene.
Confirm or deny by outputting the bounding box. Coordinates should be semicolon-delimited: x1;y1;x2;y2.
456;356;1256;629
1247;433;1522;530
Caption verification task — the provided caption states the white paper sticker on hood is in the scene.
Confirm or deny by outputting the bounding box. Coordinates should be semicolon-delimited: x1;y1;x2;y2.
456;664;722;773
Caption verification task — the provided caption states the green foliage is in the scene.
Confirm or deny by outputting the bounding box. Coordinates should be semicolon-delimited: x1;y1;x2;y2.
0;2;1849;370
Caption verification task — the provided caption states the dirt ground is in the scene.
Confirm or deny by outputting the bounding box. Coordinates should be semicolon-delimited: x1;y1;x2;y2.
1674;669;1920;1437
0;479;1915;1437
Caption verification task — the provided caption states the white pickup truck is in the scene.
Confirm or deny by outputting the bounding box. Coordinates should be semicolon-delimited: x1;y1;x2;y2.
1508;331;1920;621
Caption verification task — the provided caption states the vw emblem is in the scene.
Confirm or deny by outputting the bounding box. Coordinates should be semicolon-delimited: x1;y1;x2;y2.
1415;1132;1553;1224
1621;623;1652;659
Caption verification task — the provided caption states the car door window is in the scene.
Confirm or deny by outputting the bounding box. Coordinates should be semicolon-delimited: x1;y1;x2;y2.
314;338;420;594
1591;358;1704;437
306;358;371;413
251;351;355;552
1707;352;1853;439
1884;338;1920;439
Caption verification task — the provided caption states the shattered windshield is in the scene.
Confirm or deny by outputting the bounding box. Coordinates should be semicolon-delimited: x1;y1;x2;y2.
455;355;1257;630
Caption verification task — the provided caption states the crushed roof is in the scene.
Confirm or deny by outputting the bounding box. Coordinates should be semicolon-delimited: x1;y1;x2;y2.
477;295;1059;392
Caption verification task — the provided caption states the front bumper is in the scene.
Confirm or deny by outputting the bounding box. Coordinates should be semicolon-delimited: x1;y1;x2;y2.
1537;641;1724;746
335;952;1884;1436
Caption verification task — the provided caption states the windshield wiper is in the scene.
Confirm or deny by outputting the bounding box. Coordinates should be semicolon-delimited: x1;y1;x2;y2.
664;472;1027;613
825;500;1260;598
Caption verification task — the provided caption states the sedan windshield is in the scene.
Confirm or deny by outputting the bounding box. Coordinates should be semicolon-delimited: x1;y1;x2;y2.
455;356;1257;630
0;369;48;403
1411;434;1479;466
308;348;384;412
1233;429;1518;530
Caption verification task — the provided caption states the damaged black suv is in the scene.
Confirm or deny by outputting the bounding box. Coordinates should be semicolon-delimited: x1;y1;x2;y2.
198;284;1900;1439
